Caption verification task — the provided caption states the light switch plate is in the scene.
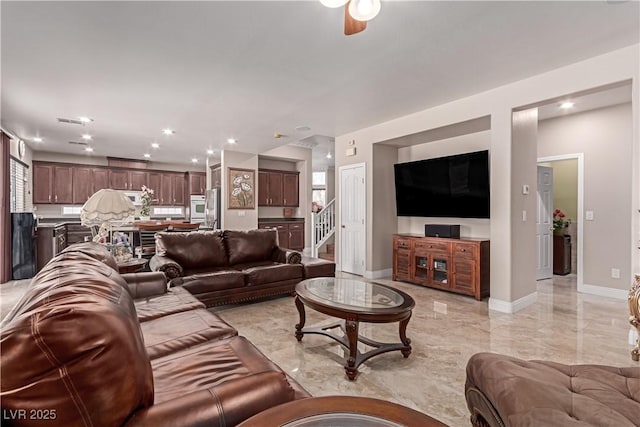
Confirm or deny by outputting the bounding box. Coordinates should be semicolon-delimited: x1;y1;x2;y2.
522;184;529;195
585;210;594;220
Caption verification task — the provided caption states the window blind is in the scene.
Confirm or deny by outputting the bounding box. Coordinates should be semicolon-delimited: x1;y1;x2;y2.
10;157;27;212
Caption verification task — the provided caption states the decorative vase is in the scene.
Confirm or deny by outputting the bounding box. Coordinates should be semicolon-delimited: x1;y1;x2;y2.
139;216;151;222
553;228;566;236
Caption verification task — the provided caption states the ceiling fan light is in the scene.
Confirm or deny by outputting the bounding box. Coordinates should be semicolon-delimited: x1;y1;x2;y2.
320;0;349;8
348;0;381;21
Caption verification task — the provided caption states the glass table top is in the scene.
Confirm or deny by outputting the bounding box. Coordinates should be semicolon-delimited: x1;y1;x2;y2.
301;278;405;309
282;413;403;427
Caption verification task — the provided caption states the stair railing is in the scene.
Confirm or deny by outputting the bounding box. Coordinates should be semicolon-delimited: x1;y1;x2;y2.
310;198;335;257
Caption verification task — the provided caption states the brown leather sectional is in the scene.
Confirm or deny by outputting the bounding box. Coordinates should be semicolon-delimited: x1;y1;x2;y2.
150;229;335;307
1;242;310;427
465;352;640;427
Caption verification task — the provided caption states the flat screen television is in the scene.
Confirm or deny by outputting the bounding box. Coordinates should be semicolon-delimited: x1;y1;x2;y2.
394;150;490;218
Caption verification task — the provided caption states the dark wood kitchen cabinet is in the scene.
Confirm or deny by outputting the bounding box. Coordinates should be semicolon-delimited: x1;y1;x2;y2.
171;173;186;205
72;167;93;204
109;169;148;191
258;220;305;251
33;163;73;204
258;169;299;207
282;172;299;207
147;172;162;202
188;172;206;195
92;168;109;192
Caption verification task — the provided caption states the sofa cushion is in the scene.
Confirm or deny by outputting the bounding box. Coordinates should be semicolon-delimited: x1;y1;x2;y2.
0;251;154;427
465;352;640;427
224;229;277;266
135;287;205;322
171;271;246;294
141;309;237;360
156;230;228;269
151;336;294;404
300;255;336;278
243;263;303;286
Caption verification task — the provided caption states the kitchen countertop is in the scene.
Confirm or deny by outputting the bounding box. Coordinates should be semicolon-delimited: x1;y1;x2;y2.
258;217;305;222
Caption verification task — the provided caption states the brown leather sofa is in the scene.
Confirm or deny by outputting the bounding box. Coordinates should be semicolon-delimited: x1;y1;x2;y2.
1;242;310;427
465;352;640;427
150;229;335;307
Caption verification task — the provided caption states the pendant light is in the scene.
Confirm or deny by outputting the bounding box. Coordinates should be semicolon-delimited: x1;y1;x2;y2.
348;0;381;21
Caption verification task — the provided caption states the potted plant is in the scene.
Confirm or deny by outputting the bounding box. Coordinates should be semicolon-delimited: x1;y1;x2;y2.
139;185;153;221
552;208;571;236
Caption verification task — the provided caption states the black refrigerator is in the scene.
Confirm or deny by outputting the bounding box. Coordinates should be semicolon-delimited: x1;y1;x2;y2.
12;212;36;280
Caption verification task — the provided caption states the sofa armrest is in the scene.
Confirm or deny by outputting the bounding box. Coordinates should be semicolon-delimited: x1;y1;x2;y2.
271;247;302;264
120;272;168;299
123;371;296;427
149;255;183;279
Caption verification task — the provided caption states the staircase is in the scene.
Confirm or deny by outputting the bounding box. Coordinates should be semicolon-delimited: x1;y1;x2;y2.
311;199;335;258
318;242;335;261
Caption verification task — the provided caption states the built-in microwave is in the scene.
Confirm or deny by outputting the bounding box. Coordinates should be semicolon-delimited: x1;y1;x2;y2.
123;191;143;206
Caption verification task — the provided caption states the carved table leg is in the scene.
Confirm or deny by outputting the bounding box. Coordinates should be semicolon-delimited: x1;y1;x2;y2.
345;319;359;380
399;314;412;358
294;296;306;342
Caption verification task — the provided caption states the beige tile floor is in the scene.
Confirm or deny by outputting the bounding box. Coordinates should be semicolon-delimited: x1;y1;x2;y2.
2;273;637;426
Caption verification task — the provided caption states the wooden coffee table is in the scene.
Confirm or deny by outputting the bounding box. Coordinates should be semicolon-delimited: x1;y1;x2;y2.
237;396;447;426
294;277;415;380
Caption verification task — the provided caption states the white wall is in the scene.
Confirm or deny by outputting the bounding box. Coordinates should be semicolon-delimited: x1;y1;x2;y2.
538;103;633;291
335;44;639;310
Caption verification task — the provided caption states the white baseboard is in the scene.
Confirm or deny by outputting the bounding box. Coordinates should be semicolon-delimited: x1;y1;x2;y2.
579;283;628;300
488;291;538;314
364;268;393;280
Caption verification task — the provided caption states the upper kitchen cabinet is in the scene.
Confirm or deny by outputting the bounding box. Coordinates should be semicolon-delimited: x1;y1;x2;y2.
72;167;92;204
92;168;109;193
258;169;299;207
129;170;148;192
33;162;73;204
108;169;148;191
188;172;206;195
147;172;162;202
282;172;299;207
156;172;185;206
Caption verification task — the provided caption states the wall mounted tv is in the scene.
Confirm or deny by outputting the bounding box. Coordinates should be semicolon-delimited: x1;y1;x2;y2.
394;150;490;218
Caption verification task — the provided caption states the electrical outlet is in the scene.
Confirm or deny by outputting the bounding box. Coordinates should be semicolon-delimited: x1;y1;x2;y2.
238;210;245;217
611;268;620;279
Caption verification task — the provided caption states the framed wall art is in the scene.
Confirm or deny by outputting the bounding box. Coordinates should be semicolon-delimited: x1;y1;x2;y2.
227;168;255;209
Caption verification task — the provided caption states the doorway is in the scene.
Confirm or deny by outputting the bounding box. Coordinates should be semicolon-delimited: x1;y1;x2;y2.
536;165;553;280
339;163;366;276
537;154;583;289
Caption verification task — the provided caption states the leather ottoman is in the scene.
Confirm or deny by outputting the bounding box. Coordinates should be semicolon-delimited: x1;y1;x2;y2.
300;256;335;279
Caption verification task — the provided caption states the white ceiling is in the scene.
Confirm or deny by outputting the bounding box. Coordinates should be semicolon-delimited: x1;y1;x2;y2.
2;1;638;168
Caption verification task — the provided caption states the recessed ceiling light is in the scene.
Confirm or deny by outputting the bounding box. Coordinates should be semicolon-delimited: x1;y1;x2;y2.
326;152;332;159
81;134;92;140
295;125;311;132
78;116;93;123
162;128;175;135
143;153;151;158
33;137;43;142
206;149;214;155
85;147;94;152
560;101;575;109
191;158;198;163
151;142;160;148
227;138;237;144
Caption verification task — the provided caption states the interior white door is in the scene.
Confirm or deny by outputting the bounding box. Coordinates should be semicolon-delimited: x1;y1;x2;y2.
536;165;553;280
339;164;365;275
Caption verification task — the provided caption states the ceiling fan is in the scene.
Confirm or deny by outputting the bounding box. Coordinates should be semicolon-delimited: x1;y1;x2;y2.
320;0;382;36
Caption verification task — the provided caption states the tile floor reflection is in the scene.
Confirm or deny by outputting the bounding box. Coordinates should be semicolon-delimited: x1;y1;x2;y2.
1;273;637;426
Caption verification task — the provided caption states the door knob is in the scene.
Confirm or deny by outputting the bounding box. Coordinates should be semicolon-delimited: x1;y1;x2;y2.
341;225;346;228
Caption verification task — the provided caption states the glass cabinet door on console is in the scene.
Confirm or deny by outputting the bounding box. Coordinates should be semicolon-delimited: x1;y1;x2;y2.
413;253;451;288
